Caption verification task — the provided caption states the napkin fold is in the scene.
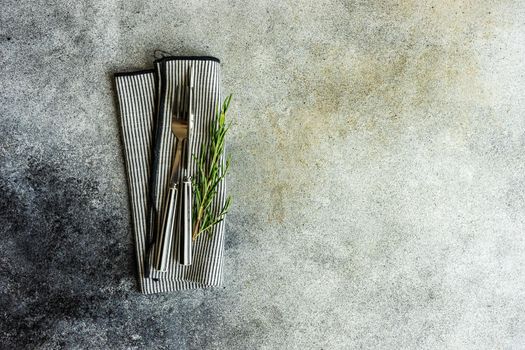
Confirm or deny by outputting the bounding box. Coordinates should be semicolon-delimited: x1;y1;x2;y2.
114;56;226;294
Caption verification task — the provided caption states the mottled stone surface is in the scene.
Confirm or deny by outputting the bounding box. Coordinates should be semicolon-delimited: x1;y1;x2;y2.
1;0;525;349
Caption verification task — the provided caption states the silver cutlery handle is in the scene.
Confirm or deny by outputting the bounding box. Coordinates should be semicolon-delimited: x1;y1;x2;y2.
179;178;192;265
154;183;179;271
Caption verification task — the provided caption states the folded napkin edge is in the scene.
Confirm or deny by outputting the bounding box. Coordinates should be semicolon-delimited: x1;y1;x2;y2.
113;55;220;78
114;69;155;78
153;55;220;64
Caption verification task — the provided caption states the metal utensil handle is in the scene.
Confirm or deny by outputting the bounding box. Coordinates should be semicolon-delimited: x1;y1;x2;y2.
179;178;193;265
154;184;178;271
154;141;183;271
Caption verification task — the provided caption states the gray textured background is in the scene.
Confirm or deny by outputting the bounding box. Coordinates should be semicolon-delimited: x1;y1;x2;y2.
1;0;525;349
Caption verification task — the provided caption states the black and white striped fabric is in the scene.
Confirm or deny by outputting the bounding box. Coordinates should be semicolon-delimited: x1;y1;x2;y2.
114;56;226;294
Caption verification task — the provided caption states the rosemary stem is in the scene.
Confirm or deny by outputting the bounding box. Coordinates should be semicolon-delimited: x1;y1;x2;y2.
191;95;233;241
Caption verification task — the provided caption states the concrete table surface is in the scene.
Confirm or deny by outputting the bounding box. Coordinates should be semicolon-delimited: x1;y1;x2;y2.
1;0;525;349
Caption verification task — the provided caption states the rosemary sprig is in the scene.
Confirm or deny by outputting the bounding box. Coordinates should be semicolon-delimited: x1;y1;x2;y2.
192;94;233;240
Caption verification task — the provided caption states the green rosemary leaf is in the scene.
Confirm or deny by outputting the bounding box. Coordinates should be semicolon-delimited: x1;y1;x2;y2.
192;94;233;241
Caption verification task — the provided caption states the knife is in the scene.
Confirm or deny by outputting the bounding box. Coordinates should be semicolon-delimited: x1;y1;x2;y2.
179;66;194;266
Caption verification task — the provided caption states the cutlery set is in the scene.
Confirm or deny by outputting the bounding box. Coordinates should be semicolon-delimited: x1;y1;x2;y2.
154;66;195;271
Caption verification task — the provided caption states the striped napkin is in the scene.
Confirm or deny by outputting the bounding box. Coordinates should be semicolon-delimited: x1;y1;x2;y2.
114;56;226;294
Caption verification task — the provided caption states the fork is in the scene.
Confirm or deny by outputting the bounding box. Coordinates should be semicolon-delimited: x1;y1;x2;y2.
154;84;188;272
